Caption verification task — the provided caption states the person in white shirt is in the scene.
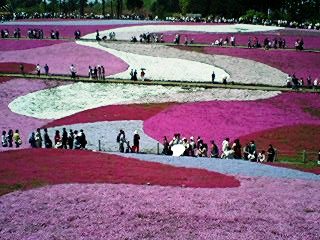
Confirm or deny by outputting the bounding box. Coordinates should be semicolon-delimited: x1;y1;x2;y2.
1;130;7;147
221;137;232;158
70;64;77;79
258;151;266;163
230;35;235;46
313;78;318;90
36;64;41;76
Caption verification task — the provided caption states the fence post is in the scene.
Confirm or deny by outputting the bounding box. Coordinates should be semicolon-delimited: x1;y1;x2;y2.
98;140;101;151
157;143;160;155
302;150;307;164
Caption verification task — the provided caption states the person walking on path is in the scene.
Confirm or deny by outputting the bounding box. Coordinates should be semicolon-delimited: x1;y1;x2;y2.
62;128;68;149
36;64;41;77
211;70;215;83
79;129;87;149
29;132;36;148
117;129;126;153
101;66;105;80
13;129;22;148
19;63;24;75
1;131;8;147
7;129;13;147
68;129;74;149
35;128;42;148
132;130;140;153
43;128;52;148
44;64;49;76
70;64;77;80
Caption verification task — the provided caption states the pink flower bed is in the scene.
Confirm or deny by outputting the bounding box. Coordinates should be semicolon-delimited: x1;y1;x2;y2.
44;103;177;128
144;92;320;150
0;42;128;76
0;148;239;194
0;24;140;39
239;124;320;156
0;22;227;39
0;62;35;73
0;178;319;239
0;22;174;41
163;32;320;49
0;76;13;84
0;79;67;151
203;47;320;79
0;39;66;51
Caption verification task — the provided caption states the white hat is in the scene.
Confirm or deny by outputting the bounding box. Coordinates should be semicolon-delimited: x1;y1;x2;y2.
134;130;138;134
190;136;194;140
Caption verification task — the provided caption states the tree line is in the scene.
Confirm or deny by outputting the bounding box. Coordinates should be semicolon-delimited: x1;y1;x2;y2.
0;0;319;23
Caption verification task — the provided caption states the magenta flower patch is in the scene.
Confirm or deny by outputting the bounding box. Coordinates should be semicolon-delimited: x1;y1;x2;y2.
0;24;140;39
0;39;66;51
0;42;128;76
162;32;320;49
0;78;67;151
144;92;320;150
203;47;320;79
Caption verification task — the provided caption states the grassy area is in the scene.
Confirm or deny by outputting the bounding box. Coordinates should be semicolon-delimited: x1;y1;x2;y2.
144;0;157;10
272;155;320;174
0;180;47;196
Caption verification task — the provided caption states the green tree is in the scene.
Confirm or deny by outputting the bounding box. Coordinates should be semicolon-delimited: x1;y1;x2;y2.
178;0;188;14
126;0;143;10
151;0;179;17
116;0;123;18
79;0;87;16
102;0;105;16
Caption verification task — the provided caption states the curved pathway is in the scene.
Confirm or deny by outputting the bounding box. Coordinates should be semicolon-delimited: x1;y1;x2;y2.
115;153;320;181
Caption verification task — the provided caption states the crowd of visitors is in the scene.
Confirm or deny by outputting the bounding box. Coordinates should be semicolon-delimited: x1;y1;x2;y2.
88;65;105;80
116;129;140;153
294;38;305;51
28;28;44;39
130;32;164;44
1;28;61;39
22;63;79;79
50;30;60;39
35;63;50;76
129;69;146;81
162;134;276;162
263;37;286;50
0;29;9;38
208;34;307;51
96;30;116;41
1;129;22;148
246;36;286;49
212;35;236;47
28;128;87;150
287;74;319;90
2;10;320;30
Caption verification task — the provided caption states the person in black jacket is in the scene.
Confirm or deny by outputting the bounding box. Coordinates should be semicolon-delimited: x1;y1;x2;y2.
267;144;276;162
62;128;68;149
132;130;140;153
43;128;52;148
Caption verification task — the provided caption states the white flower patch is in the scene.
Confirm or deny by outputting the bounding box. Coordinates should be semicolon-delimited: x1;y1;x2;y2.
77;41;229;82
9;82;280;119
83;24;284;41
100;42;288;86
46;120;161;153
